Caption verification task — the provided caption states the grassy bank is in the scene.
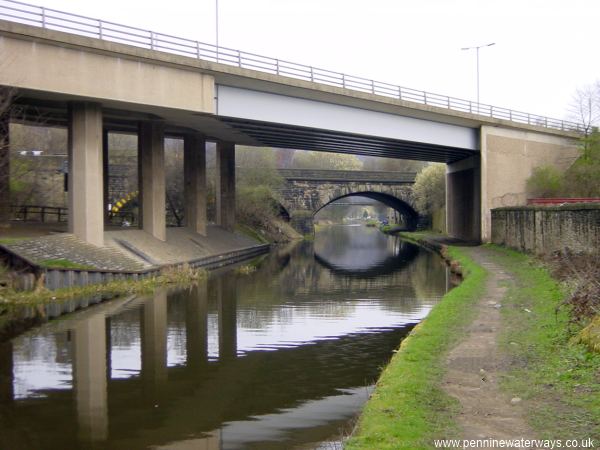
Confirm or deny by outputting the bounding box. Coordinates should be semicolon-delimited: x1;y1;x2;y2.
489;246;600;440
346;245;487;449
347;236;600;448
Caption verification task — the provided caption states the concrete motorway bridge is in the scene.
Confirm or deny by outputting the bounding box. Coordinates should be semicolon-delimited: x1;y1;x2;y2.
276;169;418;232
0;0;583;247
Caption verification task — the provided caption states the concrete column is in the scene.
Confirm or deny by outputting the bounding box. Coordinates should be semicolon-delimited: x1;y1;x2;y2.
184;133;207;235
68;102;104;246
138;121;166;241
0;113;9;225
141;289;168;386
186;283;208;368
72;314;108;442
218;276;237;360
216;142;235;231
446;155;481;242
102;129;109;225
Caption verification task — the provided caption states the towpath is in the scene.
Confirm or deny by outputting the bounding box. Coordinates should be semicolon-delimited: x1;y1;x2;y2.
442;247;536;448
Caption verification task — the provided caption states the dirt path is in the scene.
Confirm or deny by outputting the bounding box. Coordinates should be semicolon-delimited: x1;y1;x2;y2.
441;246;535;447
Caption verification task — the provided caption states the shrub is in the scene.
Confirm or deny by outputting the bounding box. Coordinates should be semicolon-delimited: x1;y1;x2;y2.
526;165;564;198
412;164;445;214
236;185;281;227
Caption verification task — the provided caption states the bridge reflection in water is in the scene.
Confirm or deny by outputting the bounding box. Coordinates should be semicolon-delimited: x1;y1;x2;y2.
0;226;450;450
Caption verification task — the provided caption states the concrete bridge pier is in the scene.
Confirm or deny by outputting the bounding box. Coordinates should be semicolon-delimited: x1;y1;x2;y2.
138;121;166;241
0;112;9;224
216;142;236;232
68;102;105;246
184;133;208;236
446;155;481;242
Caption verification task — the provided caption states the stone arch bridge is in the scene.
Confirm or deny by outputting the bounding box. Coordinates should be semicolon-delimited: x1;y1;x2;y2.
276;169;418;233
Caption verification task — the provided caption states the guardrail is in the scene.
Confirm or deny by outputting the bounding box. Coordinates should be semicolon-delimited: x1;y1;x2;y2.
11;204;67;222
0;0;585;133
11;205;136;224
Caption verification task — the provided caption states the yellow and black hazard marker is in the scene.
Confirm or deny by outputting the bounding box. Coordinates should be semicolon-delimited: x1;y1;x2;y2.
111;191;139;213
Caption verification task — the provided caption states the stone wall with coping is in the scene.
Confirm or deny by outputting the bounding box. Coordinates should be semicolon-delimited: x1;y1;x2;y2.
491;205;600;254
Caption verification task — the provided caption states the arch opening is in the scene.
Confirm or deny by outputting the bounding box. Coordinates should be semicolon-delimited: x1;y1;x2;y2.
314;192;420;231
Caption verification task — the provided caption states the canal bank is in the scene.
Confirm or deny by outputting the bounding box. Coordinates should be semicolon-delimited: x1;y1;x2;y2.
0;225;271;290
0;225;450;449
0;224;273;340
347;236;600;449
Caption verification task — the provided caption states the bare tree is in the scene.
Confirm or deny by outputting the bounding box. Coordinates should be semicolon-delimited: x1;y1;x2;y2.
568;81;600;134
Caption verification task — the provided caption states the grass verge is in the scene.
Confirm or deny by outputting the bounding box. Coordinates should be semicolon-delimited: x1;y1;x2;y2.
345;245;487;449
38;258;96;270
488;246;600;441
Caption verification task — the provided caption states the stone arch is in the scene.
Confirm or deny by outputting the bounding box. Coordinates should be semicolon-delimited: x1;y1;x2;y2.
314;191;420;231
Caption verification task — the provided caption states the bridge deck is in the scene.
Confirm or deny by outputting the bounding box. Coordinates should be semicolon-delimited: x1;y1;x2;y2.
0;0;582;134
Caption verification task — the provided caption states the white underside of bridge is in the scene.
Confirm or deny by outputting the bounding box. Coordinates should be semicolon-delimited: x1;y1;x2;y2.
217;86;479;163
218;85;478;149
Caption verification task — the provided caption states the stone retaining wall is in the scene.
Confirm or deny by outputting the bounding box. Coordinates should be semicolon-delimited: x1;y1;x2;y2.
491;205;600;254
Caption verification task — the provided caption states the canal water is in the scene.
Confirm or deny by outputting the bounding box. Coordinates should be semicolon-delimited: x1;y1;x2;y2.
0;225;449;449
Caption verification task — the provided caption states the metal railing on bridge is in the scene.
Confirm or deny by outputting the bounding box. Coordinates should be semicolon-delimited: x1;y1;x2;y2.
0;0;585;133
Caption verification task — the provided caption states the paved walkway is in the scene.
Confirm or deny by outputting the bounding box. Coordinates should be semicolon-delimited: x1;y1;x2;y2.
2;233;145;271
442;247;536;447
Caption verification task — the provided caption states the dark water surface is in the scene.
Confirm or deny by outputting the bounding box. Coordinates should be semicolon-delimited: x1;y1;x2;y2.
0;225;449;449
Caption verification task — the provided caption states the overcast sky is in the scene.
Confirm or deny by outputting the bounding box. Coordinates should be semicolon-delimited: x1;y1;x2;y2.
20;0;600;121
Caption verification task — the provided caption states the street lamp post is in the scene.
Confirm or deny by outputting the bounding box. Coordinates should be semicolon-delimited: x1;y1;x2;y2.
215;0;219;61
461;42;495;110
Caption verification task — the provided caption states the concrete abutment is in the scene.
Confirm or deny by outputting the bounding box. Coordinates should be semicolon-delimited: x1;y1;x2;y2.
446;155;481;242
479;126;580;242
446;127;580;243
